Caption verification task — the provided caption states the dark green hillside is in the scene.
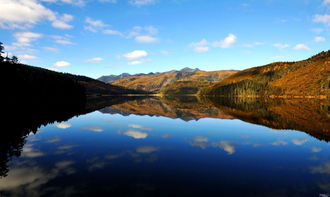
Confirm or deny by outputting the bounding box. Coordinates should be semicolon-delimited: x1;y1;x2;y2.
2;61;148;96
3;61;86;107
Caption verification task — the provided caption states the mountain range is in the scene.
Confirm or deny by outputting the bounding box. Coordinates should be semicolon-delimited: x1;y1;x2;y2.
98;50;330;97
98;73;131;83
98;67;238;93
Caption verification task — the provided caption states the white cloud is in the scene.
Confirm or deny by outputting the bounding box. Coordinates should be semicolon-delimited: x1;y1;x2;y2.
0;158;75;196
135;35;158;43
54;61;71;67
311;147;322;153
51;14;74;29
133;26;143;32
55;39;74;45
55;122;72;128
129;0;155;6
128;60;143;65
84;17;107;32
51;35;74;45
0;166;49;193
123;50;148;60
103;29;123;36
85;57;103;63
0;0;77;30
40;0;58;2
21;144;44;158
61;0;85;6
194;136;208;143
99;0;117;3
13;32;42;47
57;145;76;150
292;139;307;146
123;130;148;139
46;137;61;143
43;47;59;53
294;43;310;50
273;43;290;49
313;14;330;26
43;0;85;6
212;141;235;155
127;58;150;65
315;36;326;43
128;124;152;130
82;127;104;132
127;26;143;38
18;54;37;60
271;140;288;146
323;0;330;5
243;42;264;48
41;0;86;6
194;46;209;53
126;26;159;39
311;162;330;174
212;34;237;48
189;136;209;149
190;39;209;53
85;17;107;27
136;146;159;154
0;0;56;29
145;26;158;35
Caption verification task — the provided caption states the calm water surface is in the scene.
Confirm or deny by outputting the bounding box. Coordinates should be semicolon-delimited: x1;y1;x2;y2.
0;97;329;197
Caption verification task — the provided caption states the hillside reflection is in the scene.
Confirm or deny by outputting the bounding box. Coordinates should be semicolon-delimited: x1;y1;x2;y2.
1;96;329;179
101;96;330;141
1;96;330;196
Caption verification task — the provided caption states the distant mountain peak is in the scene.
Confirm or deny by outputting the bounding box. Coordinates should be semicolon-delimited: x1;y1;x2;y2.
98;73;131;83
179;67;200;73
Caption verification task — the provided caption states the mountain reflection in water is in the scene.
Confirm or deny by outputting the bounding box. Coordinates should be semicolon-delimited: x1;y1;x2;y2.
0;96;329;197
101;96;330;140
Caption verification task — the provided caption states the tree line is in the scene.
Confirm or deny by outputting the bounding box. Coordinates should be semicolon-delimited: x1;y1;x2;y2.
0;42;18;63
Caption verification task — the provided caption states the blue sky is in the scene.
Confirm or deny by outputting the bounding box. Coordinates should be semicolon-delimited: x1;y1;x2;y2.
0;0;329;78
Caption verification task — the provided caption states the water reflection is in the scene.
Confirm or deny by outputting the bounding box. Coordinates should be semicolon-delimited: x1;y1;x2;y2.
0;96;329;196
102;96;330;141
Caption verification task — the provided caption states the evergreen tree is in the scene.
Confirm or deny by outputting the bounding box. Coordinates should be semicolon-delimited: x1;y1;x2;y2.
11;56;18;63
0;42;4;62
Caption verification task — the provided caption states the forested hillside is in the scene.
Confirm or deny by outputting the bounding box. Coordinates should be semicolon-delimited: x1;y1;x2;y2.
203;51;330;97
2;61;148;96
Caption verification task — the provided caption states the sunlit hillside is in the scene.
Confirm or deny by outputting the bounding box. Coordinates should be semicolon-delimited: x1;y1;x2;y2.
203;51;330;97
111;69;237;93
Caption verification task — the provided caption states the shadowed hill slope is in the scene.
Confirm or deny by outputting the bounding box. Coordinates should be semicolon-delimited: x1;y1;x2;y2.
2;61;148;96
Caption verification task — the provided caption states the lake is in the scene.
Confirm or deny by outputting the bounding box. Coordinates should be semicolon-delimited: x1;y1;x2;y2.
0;96;329;197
